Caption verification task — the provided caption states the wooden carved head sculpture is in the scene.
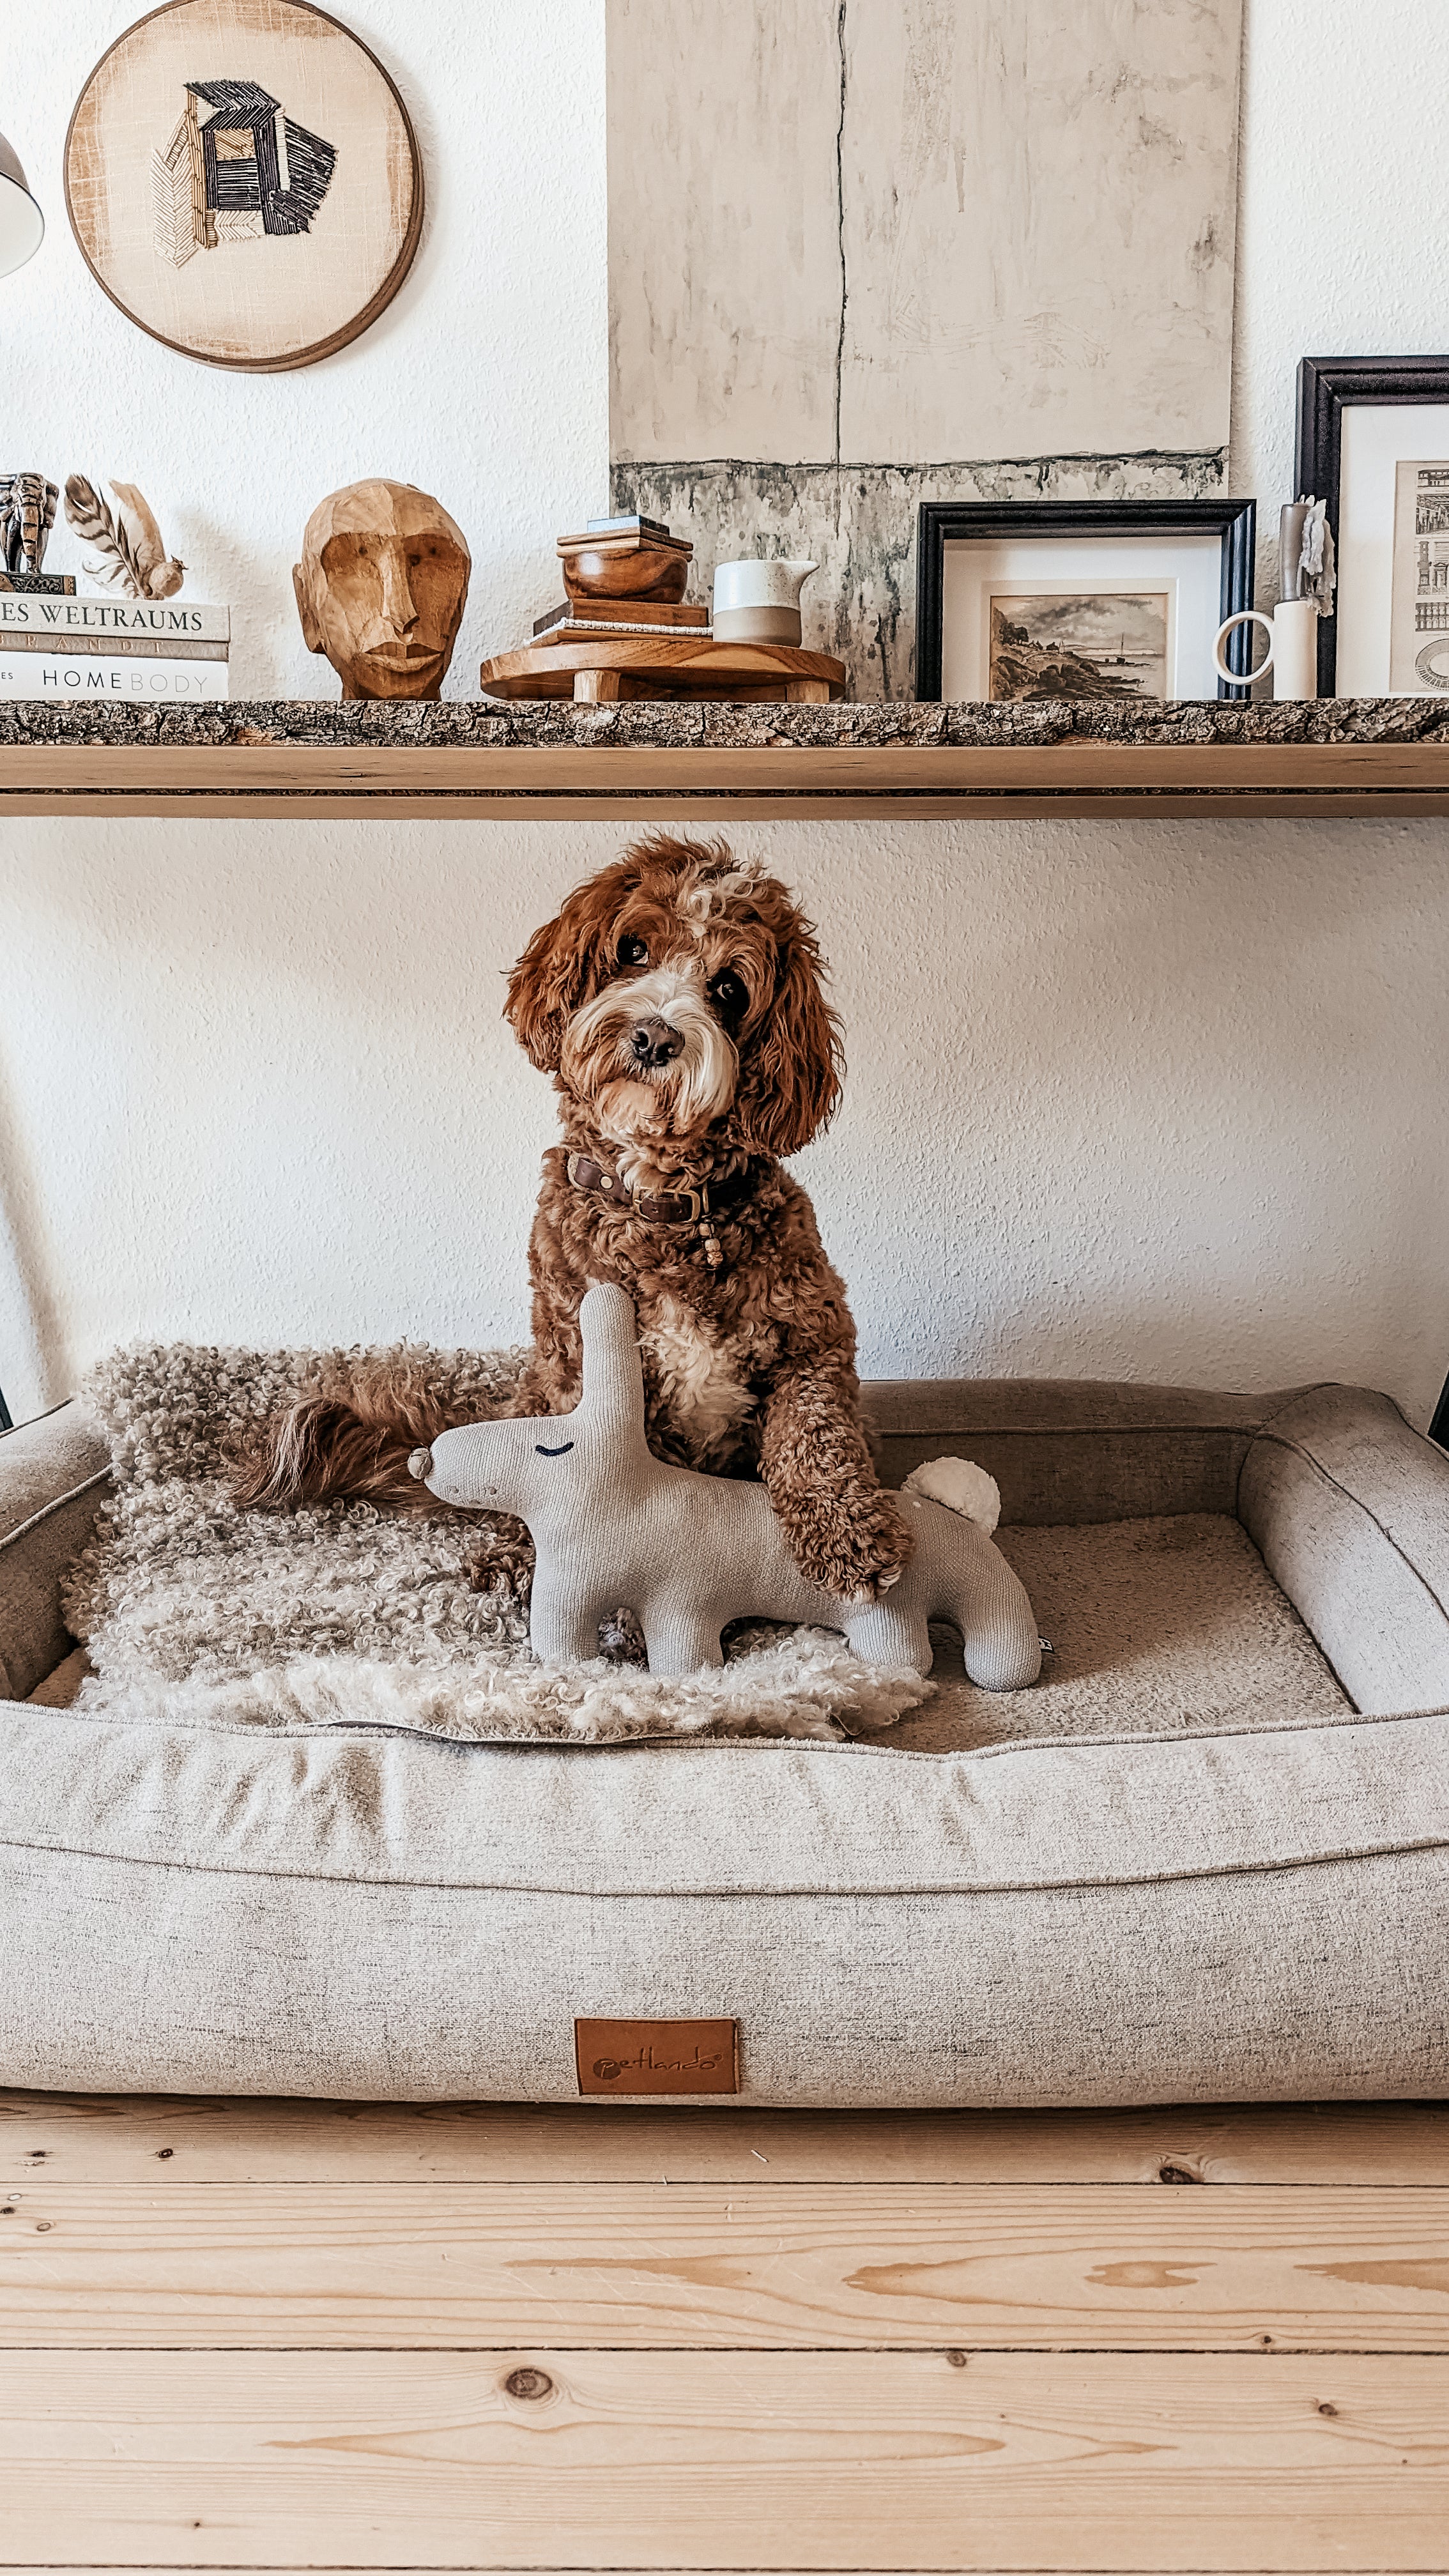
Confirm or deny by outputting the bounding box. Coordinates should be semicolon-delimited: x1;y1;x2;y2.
293;479;471;700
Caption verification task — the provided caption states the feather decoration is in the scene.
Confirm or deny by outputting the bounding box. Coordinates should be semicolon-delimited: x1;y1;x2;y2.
63;474;144;596
110;482;186;599
63;474;186;601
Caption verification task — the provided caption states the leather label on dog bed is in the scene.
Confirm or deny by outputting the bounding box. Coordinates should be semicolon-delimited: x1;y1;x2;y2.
575;2017;739;2096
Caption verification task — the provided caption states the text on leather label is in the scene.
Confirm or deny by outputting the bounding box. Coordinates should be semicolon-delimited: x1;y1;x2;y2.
574;2017;739;2095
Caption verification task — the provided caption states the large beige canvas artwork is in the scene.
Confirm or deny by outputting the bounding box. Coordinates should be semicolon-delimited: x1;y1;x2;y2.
66;0;422;372
608;0;1243;695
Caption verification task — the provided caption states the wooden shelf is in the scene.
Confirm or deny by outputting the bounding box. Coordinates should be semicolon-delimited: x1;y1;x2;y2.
6;732;1449;817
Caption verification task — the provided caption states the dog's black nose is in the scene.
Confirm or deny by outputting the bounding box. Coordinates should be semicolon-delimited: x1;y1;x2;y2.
629;1015;685;1068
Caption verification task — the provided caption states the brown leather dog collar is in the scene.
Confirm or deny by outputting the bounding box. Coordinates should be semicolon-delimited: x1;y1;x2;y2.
566;1151;751;1266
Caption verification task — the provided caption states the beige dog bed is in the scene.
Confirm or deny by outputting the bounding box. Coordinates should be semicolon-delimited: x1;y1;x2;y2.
3;1368;1447;2104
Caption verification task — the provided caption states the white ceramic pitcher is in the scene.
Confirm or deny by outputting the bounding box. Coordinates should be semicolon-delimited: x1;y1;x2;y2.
712;558;818;645
1214;598;1319;701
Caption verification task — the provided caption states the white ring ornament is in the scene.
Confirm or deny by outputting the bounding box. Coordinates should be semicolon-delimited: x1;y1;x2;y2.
1215;599;1319;701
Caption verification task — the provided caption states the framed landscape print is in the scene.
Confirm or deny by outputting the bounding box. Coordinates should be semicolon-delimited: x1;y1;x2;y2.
65;0;423;372
1296;355;1449;695
916;500;1257;703
988;588;1170;700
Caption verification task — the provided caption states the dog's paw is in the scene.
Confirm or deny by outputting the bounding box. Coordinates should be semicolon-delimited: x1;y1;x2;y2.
785;1487;916;1604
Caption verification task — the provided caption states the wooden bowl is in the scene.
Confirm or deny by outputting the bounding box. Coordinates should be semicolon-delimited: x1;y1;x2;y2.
560;542;689;604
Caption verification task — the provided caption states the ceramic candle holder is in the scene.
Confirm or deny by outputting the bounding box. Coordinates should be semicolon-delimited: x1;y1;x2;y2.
1215;599;1319;702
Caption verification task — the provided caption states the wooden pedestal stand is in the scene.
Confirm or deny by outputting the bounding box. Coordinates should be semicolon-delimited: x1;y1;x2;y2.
479;634;847;703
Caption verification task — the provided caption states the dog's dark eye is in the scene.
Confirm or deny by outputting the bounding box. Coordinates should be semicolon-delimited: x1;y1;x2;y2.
617;935;648;969
710;970;747;1020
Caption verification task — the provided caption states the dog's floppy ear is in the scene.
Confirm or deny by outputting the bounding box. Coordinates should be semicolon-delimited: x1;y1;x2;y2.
505;865;628;1070
743;905;843;1158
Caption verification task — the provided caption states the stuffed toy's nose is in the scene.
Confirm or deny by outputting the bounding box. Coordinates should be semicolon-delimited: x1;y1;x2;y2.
408;1446;433;1482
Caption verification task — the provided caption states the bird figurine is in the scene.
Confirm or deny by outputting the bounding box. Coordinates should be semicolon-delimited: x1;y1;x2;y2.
63;475;186;600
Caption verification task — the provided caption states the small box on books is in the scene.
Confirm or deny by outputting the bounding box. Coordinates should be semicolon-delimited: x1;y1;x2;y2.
0;597;230;700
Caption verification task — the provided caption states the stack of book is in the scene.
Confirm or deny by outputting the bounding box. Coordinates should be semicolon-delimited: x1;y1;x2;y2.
0;594;229;702
532;592;710;645
535;513;707;645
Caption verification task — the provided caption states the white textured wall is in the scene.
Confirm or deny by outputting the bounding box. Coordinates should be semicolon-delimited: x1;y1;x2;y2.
4;0;1449;1430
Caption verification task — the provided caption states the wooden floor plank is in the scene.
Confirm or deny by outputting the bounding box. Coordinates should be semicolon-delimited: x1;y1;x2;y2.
4;2092;1447;2186
3;2180;1449;2351
3;2349;1447;2571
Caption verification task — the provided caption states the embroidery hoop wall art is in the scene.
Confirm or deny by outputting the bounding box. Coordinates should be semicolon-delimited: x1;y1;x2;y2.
65;0;423;372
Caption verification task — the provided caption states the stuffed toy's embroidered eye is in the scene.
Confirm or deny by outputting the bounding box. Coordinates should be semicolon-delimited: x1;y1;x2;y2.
535;1441;575;1457
617;935;648;969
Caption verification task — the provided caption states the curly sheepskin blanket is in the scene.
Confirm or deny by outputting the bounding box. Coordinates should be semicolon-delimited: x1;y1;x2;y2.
62;1339;930;1745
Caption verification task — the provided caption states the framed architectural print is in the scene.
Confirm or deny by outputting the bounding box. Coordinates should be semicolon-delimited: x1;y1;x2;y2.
65;0;424;372
916;500;1257;703
1296;355;1449;696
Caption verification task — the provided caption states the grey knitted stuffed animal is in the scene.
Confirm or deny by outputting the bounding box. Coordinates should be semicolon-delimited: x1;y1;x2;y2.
410;1283;1040;1687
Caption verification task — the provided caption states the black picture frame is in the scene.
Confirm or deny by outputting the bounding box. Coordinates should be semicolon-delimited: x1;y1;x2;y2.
1294;354;1449;696
915;498;1259;703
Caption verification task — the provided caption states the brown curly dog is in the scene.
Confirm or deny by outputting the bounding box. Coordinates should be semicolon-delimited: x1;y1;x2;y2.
233;833;912;1607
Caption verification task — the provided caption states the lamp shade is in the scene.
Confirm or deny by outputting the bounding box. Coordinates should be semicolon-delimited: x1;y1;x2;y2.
0;132;43;279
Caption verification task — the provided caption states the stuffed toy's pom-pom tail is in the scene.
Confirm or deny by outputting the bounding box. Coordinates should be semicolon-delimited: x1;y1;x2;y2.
902;1455;1001;1534
408;1446;433;1483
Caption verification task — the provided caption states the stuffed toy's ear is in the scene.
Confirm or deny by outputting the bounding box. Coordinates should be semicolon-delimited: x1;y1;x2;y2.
577;1282;648;1425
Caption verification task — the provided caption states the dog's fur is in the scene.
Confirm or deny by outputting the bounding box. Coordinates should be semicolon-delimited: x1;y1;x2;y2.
233;834;912;1603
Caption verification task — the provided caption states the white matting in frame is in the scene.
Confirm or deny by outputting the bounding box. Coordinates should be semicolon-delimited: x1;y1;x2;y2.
940;533;1227;700
1337;402;1449;694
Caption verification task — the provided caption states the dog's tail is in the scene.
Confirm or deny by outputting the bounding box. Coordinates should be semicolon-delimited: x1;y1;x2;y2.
229;1361;475;1513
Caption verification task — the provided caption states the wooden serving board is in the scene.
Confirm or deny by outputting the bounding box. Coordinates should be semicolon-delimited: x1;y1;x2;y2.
478;635;848;703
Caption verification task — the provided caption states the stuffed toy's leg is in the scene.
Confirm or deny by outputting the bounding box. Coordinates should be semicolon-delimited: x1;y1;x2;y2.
641;1597;728;1677
949;1526;1041;1690
532;1583;726;1677
843;1599;933;1676
530;1583;618;1666
844;1502;1041;1689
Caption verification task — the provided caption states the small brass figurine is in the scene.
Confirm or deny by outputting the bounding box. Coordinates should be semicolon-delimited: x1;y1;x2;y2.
293;479;471;700
0;473;57;576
